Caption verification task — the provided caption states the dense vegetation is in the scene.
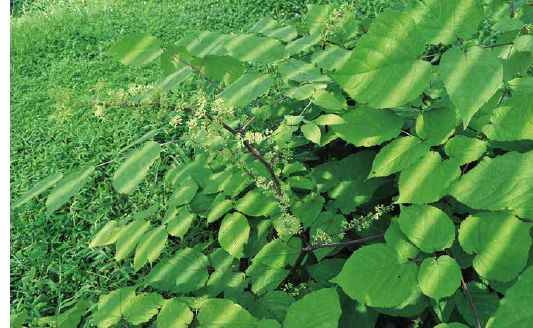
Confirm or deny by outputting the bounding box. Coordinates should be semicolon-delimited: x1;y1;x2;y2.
11;0;533;327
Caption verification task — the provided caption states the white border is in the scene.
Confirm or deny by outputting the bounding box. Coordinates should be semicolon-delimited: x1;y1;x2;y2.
2;0;11;324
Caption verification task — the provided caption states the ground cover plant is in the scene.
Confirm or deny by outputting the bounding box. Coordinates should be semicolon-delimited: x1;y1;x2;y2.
10;0;533;327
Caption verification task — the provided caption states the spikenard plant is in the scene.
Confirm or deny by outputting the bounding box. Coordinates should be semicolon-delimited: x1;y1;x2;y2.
12;0;533;327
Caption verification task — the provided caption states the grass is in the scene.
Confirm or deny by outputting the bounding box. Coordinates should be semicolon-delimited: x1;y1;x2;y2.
10;0;404;323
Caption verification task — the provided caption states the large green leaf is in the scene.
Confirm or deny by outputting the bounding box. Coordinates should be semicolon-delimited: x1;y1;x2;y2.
438;47;503;127
331;108;403;147
415;107;457;145
218;212;250;258
250;17;297;42
133;225;168;271
107;33;163;66
166;209;194;239
292;192;324;228
146;248;209;293
483;95;533;141
45;166;95;216
286;32;322;56
224;34;288;64
115;218;150;261
458;212;531;282
13;172;63;208
369;136;429;178
113;141;161;195
156;299;194;328
444;135;487;165
195;55;244;85
278;59;330;83
398;151;460;204
175;31;227;58
384;217;420;261
235;189;278;217
89;221;122;248
306;4;334;34
123;293;164;325
488;265;533;328
398;205;455;253
310;45;351;72
169;179;198;208
283;288;341;328
418;256;461;300
455;282;499;327
332;243;420;308
92;287;136;328
332;12;432;108
197;299;258;327
450;151;533;211
218;72;275;108
408;0;483;44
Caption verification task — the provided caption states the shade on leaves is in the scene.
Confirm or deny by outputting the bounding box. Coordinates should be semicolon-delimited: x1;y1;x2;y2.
46;166;95;216
332;12;432;108
369;136;429;177
418;256;461;300
92;287;136;328
113;141;161;195
438;47;503;127
224;34;288;64
217;72;274;108
115;218;150;261
197;299;258;327
483;95;533;141
283;288;341;328
133;226;167;271
107;33;163;66
458;212;531;282
444;135;487;165
218;212;250;258
332;108;403;147
156;299;193;328
235;189;278;217
123;293;164;325
450;151;533;211
398;205;455;253
332;243;420;308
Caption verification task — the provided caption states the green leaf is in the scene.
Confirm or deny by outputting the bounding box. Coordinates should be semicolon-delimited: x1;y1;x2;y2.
166;209;194;239
92;287;136;328
157;66;193;92
175;31;227;58
455;282;499;327
113;141;161;195
415;107;458;145
306;4;334;34
292;192;324;228
10;311;27;328
283;288;341;328
398;152;460;204
301;123;321;145
196;55;244;85
123;293;164;325
225;34;288;64
310;45;351;71
332;243;420;308
438;47;503;127
450;151;533;211
218;212;250;258
369;136;429;178
508;77;533;95
514;35;533;53
13;172;63;208
107;33;163;66
434;324;469;328
286;32;322;56
218;72;275;107
38;300;90;328
458;212;531;281
332;108;403;147
197;299;258;327
115;218;150;261
418;256;461;300
247;263;288;295
169;179;198;208
45;166;95;216
409;0;483;44
398;204;455;253
333;12;432;108
488;265;533;328
493;18;525;32
311;89;347;112
285;84;325;100
278;59;330;83
157;299;194;328
146;248;209;293
444;135;487;165
235;189;278;217
384;217;420;261
483;95;533;141
250;17;297;42
89;220;122;248
207;196;233;223
251;237;301;269
133;225;168;271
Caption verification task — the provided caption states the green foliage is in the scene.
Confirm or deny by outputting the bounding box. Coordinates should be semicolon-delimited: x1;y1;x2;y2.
11;0;533;326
